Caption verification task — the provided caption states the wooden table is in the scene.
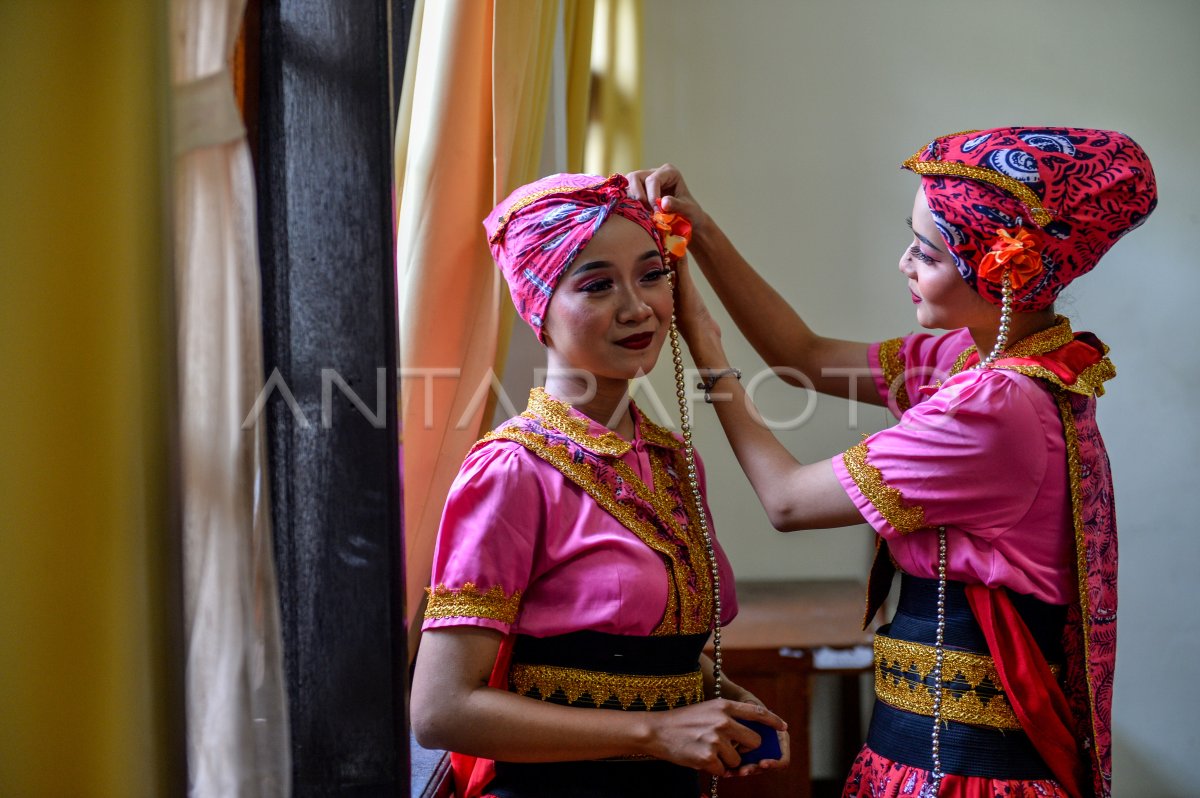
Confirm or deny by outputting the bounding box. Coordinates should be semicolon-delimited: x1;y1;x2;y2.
707;580;875;798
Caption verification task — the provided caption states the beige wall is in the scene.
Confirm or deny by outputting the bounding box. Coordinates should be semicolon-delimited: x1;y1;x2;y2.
638;0;1200;793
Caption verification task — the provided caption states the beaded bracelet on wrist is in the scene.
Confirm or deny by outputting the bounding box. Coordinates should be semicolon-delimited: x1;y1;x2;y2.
696;368;742;403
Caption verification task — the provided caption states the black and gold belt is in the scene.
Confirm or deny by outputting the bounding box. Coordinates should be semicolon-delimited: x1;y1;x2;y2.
510;662;703;711
488;630;709;798
505;629;709;711
865;575;1068;781
874;632;1060;730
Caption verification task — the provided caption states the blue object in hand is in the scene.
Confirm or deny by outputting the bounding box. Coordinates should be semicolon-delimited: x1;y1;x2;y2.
734;718;782;765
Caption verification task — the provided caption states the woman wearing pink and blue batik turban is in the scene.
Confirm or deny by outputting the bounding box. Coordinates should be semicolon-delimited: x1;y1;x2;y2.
629;127;1157;798
410;173;788;798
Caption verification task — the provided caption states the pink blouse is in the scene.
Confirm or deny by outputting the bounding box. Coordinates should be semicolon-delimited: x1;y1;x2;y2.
424;399;738;638
831;328;1074;605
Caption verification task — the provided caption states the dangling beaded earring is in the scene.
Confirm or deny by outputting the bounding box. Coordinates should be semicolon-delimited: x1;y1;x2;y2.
976;269;1013;369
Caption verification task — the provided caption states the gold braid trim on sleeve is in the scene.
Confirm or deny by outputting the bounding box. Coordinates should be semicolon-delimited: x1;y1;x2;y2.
877;337;912;413
842;440;927;535
424;582;522;624
509;663;704;710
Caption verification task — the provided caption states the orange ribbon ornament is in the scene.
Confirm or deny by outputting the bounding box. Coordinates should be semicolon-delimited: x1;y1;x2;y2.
978;226;1044;290
651;198;692;263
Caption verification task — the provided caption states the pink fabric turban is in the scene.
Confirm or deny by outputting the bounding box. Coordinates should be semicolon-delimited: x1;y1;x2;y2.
484;173;663;344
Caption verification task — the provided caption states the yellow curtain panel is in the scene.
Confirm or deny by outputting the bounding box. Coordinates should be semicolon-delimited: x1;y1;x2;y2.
0;3;181;796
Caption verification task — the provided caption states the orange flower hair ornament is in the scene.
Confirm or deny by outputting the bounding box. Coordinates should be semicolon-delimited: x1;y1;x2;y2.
977;226;1044;291
652;198;692;263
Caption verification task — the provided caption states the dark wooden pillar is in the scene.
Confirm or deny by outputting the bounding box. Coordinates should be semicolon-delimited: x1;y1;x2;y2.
255;1;413;794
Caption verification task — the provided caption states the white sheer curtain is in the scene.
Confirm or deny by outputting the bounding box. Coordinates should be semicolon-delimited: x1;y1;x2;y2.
171;0;290;795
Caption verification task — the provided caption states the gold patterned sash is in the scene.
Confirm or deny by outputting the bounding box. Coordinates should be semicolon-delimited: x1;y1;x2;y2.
874;633;1061;731
509;663;704;711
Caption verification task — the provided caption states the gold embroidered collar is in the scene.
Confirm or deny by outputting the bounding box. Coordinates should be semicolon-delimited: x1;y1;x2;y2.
524;387;683;458
949;315;1076;377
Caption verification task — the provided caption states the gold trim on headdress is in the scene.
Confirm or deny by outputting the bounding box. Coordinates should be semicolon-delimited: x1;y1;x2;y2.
488;175;616;243
903;131;1054;228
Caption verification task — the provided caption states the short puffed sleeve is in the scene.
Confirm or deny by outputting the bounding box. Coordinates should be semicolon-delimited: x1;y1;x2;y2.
871;328;975;417
422;441;546;634
832;370;1052;541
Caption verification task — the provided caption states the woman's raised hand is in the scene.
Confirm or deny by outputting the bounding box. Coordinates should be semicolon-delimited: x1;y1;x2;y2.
625;163;709;233
644;698;788;776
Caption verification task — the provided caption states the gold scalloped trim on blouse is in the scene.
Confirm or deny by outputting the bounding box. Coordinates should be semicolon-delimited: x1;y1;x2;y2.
524;387;633;456
1055;393;1103;761
992;317;1114;396
645;450;714;632
947;345;978;379
487;389;713;635
425;582;523;624
1005;315;1074;357
946;316;1078;380
877;337;912;413
874;634;1060;731
638;414;685;450
993;360;1115;397
842;440;927;535
509;663;704;710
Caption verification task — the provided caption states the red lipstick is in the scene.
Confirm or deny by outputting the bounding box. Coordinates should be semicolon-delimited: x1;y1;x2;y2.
616;332;653;350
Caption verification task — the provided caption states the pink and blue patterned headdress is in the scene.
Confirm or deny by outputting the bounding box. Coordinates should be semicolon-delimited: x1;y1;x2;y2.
904;127;1157;311
484;173;664;344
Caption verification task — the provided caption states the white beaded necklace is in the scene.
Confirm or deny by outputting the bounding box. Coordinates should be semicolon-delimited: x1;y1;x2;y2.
976;272;1013;370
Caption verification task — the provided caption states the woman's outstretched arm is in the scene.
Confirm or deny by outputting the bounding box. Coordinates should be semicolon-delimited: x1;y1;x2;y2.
626;164;883;406
411;626;788;776
669;256;865;532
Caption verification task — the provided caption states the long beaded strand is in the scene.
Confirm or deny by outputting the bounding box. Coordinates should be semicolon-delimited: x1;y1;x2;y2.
670;318;723;797
928;526;948;795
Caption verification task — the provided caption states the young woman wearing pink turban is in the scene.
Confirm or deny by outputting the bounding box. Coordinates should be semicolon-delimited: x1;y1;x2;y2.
628;127;1156;798
410;173;788;798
